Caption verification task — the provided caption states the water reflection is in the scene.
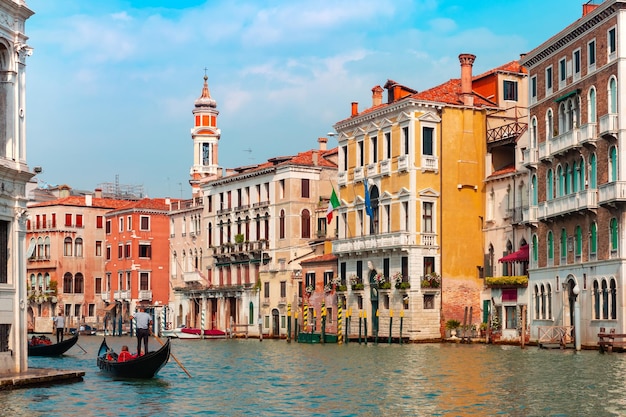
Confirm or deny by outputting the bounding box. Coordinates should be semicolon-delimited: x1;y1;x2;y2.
2;337;626;416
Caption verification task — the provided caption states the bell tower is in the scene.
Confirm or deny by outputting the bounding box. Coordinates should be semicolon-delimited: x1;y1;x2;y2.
190;74;220;196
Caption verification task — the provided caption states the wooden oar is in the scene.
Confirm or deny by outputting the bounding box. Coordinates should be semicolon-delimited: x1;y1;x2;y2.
152;333;192;378
75;342;87;354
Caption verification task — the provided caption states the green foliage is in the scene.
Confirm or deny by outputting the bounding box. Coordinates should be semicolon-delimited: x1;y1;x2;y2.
484;275;528;287
445;319;461;330
235;234;245;244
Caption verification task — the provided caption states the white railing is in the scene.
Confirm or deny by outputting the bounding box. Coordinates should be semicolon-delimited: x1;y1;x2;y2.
366;163;378;177
599;181;626;203
380;159;391;176
420;233;437;246
338;171;347;186
421;155;438;171
333;232;412;255
138;290;152;300
354;166;364;182
599;113;618;136
550;129;579;155
101;292;110;303
183;271;203;283
398;155;409;172
538;189;597;219
578;122;597;145
523;148;538;166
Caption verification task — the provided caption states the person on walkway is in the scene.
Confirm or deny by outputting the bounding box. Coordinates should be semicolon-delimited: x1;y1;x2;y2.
131;306;152;355
53;311;65;343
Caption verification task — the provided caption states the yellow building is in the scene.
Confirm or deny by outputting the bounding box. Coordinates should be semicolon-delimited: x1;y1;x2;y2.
333;54;507;340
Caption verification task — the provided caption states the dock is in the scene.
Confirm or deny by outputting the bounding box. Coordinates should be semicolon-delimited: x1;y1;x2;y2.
0;368;84;391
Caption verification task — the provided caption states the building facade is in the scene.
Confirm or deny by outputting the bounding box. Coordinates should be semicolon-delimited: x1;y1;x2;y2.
0;0;34;374
521;0;626;347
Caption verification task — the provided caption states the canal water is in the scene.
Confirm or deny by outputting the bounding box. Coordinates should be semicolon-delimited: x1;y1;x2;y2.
2;336;625;416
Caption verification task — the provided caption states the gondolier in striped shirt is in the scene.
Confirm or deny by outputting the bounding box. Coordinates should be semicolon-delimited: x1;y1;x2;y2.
131;306;153;355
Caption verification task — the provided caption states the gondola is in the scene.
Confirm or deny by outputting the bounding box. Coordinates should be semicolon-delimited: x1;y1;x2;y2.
97;337;170;379
28;333;79;357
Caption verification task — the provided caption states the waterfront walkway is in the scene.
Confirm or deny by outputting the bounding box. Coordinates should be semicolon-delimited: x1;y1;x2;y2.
0;367;84;390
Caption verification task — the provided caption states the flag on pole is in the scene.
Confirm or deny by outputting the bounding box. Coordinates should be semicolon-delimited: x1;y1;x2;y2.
326;187;341;223
364;178;374;217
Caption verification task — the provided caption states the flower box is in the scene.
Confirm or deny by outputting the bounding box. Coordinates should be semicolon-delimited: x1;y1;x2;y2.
352;283;364;291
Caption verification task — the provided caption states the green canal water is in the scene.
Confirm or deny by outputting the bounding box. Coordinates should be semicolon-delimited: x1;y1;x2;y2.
2;336;625;416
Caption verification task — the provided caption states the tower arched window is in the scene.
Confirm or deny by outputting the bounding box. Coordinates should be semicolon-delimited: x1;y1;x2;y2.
532;234;538;264
531;175;538;206
557;165;564;197
588;87;596;122
531;117;537;148
301;209;311;239
609;77;617;114
593;280;600;319
279;210;286;239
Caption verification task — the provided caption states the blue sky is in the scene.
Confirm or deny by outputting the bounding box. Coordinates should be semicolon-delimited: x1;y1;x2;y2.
24;0;583;198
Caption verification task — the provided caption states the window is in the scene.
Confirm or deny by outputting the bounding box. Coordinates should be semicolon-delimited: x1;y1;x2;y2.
560;229;567;263
588;39;596;69
76;214;83;228
301;179;310;198
422;202;433;233
264;282;270;298
608;27;616;59
74;273;84;293
75;238;83;257
530;75;537;103
140;216;150;231
127;215;132;231
119;217;123;232
139;272;150;291
125;243;131;258
106;245;111;260
106;220;111;234
575;225;582;260
63;272;73;293
279;210;285;239
342;145;348;170
609;77;617;113
589;222;597;258
590;153;597;188
402;126;409;155
505;305;517;329
305;272;315;289
589;87;596;123
95;241;102;257
547;231;554;263
384;132;391;159
118;244;123;259
65;213;72;227
545;66;553;94
64;237;72;256
301;209;310;239
424;294;435;309
573;49;581;80
503;80;518;101
610;146;618;182
422;127;434;156
95;277;102;294
531;175;538;206
0;221;6;284
358;140;364;166
547;109;553;140
532;234;538;263
370;134;378;163
559;58;566;88
139;243;152;258
96;216;103;228
610;218;619;253
280;281;286;298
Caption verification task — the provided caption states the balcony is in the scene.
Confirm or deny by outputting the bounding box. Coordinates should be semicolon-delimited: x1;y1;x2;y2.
538;141;550;161
183;271;203;283
380;159;391;176
114;290;130;300
550;129;580;156
599;181;626;206
138;290;152;301
578;122;597;147
511;206;537;225
338;171;347;186
599;113;618;138
101;291;110;303
398;155;409;172
354;166;364;182
523;148;538;168
420;233;437;246
366;162;378;177
333;231;413;255
538;189;597;220
421;155;438;172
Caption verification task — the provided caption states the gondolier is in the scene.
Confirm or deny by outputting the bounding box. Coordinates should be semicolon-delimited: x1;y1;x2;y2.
53;311;65;343
131;306;153;355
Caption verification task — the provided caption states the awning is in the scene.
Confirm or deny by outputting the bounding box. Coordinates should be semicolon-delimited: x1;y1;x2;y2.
498;244;529;263
104;303;117;312
555;89;581;103
26;240;36;258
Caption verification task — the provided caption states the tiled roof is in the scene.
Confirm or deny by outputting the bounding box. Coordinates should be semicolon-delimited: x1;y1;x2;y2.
112;198;171;212
488;164;517;178
224;147;338;177
300;253;338;265
29;196;131;209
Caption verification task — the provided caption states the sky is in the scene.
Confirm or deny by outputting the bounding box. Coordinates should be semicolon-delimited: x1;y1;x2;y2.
23;0;585;199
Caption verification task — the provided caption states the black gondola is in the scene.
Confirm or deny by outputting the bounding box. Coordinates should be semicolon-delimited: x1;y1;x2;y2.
28;334;79;357
97;337;170;379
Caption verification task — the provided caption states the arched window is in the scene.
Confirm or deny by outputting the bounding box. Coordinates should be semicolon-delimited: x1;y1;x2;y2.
37;273;43;289
279;210;285;239
301;209;310;239
547;169;553;200
63;272;73;294
64;237;72;256
560;228;567;262
590;222;597;258
74;237;83;258
547;283;553;319
602;279;609;319
36;237;43;259
74;273;84;293
564;163;571;194
531;117;537;148
547;231;554;263
575;225;582;259
578;157;585;190
590;153;597;188
609;77;617;113
610;218;619;253
264;213;269;241
609;146;618;182
531;175;538;206
546;109;554;139
557;165;564;197
572;160;578;192
534;285;540;319
558;102;566;134
532;234;538;263
540;284;546;319
588;87;596;122
593;280;600;319
29;274;36;289
610;278;617;320
44;236;50;259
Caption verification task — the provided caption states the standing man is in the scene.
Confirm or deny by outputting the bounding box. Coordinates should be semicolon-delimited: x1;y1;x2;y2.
53;311;65;343
131;306;152;355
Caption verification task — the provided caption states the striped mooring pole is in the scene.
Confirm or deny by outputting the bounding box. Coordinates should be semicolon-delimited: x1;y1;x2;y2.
294;309;299;342
303;304;308;332
388;308;393;344
321;302;326;344
337;300;343;345
161;307;166;337
201;309;206;339
364;310;368;345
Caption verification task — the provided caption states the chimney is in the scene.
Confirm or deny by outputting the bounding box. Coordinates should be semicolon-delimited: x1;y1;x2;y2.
459;53;476;106
318;137;328;151
85;194;92;206
94;188;102;199
351;102;358;117
583;3;599;16
312;150;319;166
372;85;383;106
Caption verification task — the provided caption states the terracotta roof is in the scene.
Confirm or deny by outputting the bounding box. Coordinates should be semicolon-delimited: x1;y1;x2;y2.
473;60;526;80
224;147;338;177
111;198;171;213
488;164;517;178
29;196;131;209
300;253;338;265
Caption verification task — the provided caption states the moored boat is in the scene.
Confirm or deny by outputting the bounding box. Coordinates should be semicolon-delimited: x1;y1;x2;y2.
180;328;227;339
28;334;79;357
97;337;170;379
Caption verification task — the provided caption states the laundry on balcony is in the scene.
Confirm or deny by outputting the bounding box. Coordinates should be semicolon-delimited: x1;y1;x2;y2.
498;244;529;263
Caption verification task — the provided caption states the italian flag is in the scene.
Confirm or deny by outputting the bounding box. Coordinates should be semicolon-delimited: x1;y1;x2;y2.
326;188;340;223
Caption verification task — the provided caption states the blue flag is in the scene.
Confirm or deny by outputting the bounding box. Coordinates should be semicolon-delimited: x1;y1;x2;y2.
364;178;373;217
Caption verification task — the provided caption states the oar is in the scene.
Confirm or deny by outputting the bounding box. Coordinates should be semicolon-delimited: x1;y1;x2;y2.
153;334;192;378
75;342;87;354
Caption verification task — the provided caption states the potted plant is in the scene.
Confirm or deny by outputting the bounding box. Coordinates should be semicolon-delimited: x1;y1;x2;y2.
445;319;461;338
479;322;488;337
421;272;441;288
349;274;363;290
374;272;390;289
393;272;404;289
